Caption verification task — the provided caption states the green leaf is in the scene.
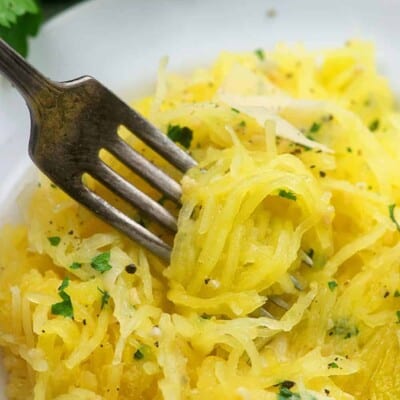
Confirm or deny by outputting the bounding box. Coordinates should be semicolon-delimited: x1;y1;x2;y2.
328;281;338;291
69;262;82;270
48;236;61;246
0;0;38;27
51;277;73;318
51;297;73;318
389;204;400;231
167;124;193;149
328;362;339;369
396;310;400;323
278;189;297;201
394;290;400;297
231;107;240;113
98;288;110;310
0;0;42;56
91;251;112;273
58;277;70;291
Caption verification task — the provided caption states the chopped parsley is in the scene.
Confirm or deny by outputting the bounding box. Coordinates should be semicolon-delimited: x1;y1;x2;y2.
48;236;61;246
91;251;112;273
309;122;321;133
346;147;353;153
167;124;193;149
389;204;400;231
134;349;144;360
395;290;400;297
328;281;338;291
239;120;246;127
397;311;400;323
369;119;380;132
69;262;82;270
277;386;300;400
98;288;110;310
254;48;265;61
278;189;297;201
51;277;73;319
328;319;359;339
328;362;339;369
58;277;70;291
231;107;240;114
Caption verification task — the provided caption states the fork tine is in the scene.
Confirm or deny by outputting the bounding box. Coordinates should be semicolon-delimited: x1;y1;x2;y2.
269;295;290;310
106;137;182;202
88;161;177;232
76;185;171;261
120;105;197;172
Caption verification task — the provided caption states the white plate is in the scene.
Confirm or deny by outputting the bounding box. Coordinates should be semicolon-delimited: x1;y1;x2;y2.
1;0;399;397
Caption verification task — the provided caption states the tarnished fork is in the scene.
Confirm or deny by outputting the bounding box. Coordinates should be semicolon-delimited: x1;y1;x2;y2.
0;39;195;261
0;39;302;314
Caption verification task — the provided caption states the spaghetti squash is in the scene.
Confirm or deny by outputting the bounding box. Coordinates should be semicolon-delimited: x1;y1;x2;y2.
1;40;400;399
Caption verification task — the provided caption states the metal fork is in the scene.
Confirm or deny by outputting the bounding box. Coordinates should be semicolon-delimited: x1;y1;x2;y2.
0;39;196;261
0;40;302;314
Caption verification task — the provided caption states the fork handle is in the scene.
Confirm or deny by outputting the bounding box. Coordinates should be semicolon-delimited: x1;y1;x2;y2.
0;39;56;106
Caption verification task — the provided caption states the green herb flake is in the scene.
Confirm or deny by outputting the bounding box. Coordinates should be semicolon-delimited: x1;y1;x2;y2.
91;251;112;273
134;349;144;360
231;107;240;114
167;124;193;149
309;122;321;133
369;119;380;132
328;362;339;369
200;313;211;320
278;190;297;201
58;277;70;291
69;262;82;270
328;319;359;339
346;147;353;153
394;290;400;297
98;288;110;310
51;297;73;319
328;281;338;291
48;236;61;246
254;48;265;61
239;120;246;127
51;277;73;318
277;386;301;400
389;204;400;231
396;311;400;323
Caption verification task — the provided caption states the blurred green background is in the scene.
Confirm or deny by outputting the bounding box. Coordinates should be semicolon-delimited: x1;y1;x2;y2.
0;0;85;56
